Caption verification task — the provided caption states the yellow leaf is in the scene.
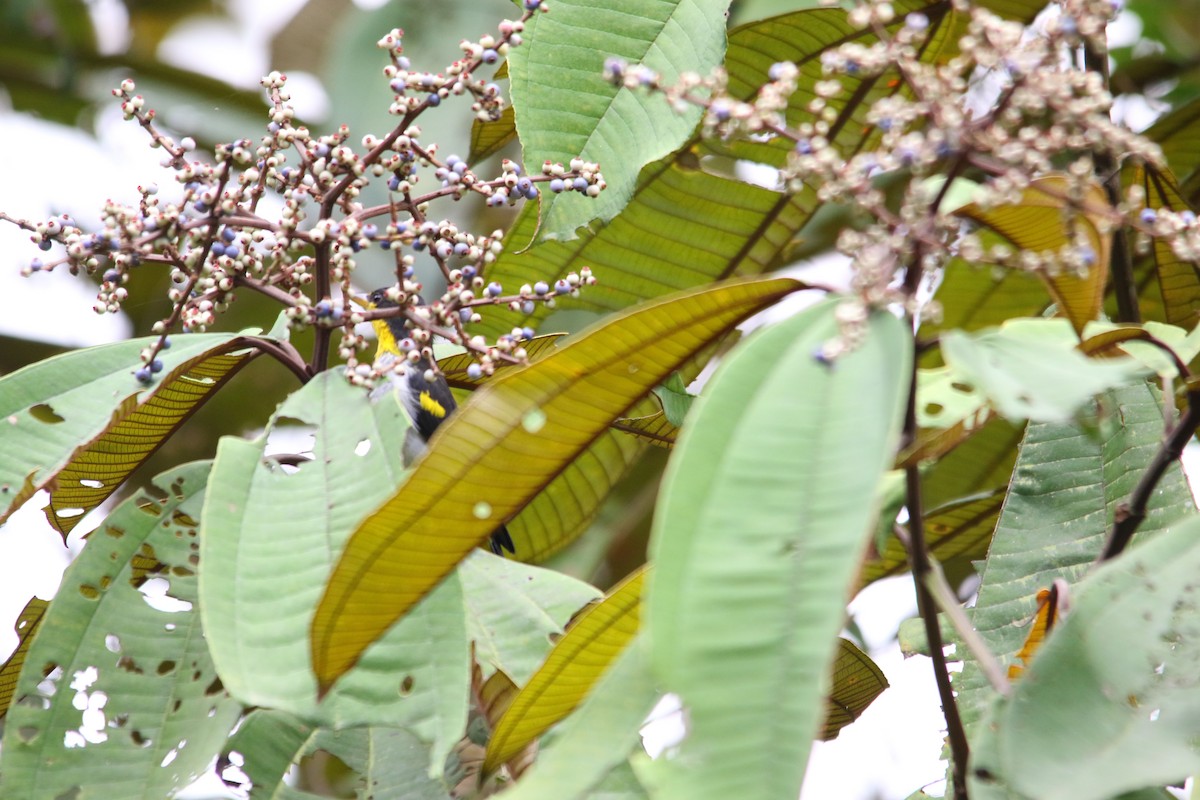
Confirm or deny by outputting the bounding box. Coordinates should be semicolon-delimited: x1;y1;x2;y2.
959;175;1113;336
310;277;803;692
0;597;48;719
484;566;646;773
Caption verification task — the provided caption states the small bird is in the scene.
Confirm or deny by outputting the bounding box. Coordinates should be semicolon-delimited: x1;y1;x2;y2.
354;287;515;556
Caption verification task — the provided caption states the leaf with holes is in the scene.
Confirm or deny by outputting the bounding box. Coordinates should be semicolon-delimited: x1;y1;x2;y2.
0;462;242;799
311;277;802;693
200;370;470;769
941;319;1147;423
0;333;263;536
0;597;48;720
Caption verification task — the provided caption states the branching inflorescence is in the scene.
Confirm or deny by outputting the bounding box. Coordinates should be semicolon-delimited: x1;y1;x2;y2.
605;0;1189;352
3;0;600;387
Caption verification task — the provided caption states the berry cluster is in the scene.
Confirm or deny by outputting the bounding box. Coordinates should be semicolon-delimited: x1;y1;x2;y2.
5;1;603;386
606;0;1188;349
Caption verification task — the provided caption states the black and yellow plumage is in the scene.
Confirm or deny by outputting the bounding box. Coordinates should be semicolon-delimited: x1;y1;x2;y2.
359;287;516;556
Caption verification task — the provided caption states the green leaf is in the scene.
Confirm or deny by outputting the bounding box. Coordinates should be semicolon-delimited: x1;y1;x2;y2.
200;371;470;767
310;277;803;693
954;382;1197;745
645;299;911;800
653;373;694;427
493;642;659;800
918;414;1023;510
0;333;259;530
970;515;1200;800
940;320;1146;422
459;551;601;685
0;462;242;799
508;0;731;241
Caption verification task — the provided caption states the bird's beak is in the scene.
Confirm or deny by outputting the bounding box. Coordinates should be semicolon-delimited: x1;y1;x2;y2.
348;294;369;309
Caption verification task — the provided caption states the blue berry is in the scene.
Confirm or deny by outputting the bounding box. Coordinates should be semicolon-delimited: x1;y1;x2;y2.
427;93;441;107
467;363;483;380
533;281;550;296
482;49;499;63
150;358;164;374
135;366;154;384
160;337;172;350
1140;208;1158;224
211;242;227;257
221;227;236;243
516;177;533;194
390;78;406;93
488;190;508;207
403;265;415;278
435;241;454;259
522;327;536;340
397;56;410;69
103;269;120;283
388;176;402;191
461;264;477;278
455;243;471;258
362;223;378;239
521;300;535;314
1182;211;1197;225
572;177;588;192
315;299;333;317
194;201;209;213
524;185;539;200
459;309;473;322
549;178;565;193
487;281;503;297
29;258;42;272
314;143;330;158
524;0;541;9
554;279;571;295
1079;246;1097;266
38;239;52;251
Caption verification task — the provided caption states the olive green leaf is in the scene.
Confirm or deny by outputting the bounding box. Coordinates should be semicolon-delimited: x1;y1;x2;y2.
0;334;265;536
310;277;803;693
0;597;48;720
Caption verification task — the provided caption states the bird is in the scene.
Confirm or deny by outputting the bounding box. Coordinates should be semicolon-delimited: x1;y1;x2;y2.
353;286;516;556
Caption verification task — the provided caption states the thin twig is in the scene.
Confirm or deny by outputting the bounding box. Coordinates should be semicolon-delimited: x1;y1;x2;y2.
922;559;1011;697
1098;385;1200;562
903;351;971;800
1084;40;1140;324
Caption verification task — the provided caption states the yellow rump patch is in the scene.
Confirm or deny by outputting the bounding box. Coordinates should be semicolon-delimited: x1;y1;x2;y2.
419;390;446;418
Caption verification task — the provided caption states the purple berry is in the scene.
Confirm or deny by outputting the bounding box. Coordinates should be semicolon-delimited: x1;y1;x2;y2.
521;300;535;314
467;363;483;380
487;281;503;297
522;327;536;340
135;366;153;384
572;177;588;192
427;93;441;107
150;358;164;373
554;279;571;295
482;49;499;63
533;281;549;296
1140;208;1158;224
549;178;565;193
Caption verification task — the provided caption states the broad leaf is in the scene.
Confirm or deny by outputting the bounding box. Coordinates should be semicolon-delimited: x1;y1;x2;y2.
954;382;1197;743
485;566;646;773
0;333;261;531
957;176;1113;335
200;371;470;767
940;320;1146;422
469;104;516;166
0;463;242;799
1129;167;1200;328
645;299;910;800
459;551;601;685
493;643;659;800
476;0;1049;339
508;0;731;240
310;277;803;693
970;515;1200;800
0;597;48;719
